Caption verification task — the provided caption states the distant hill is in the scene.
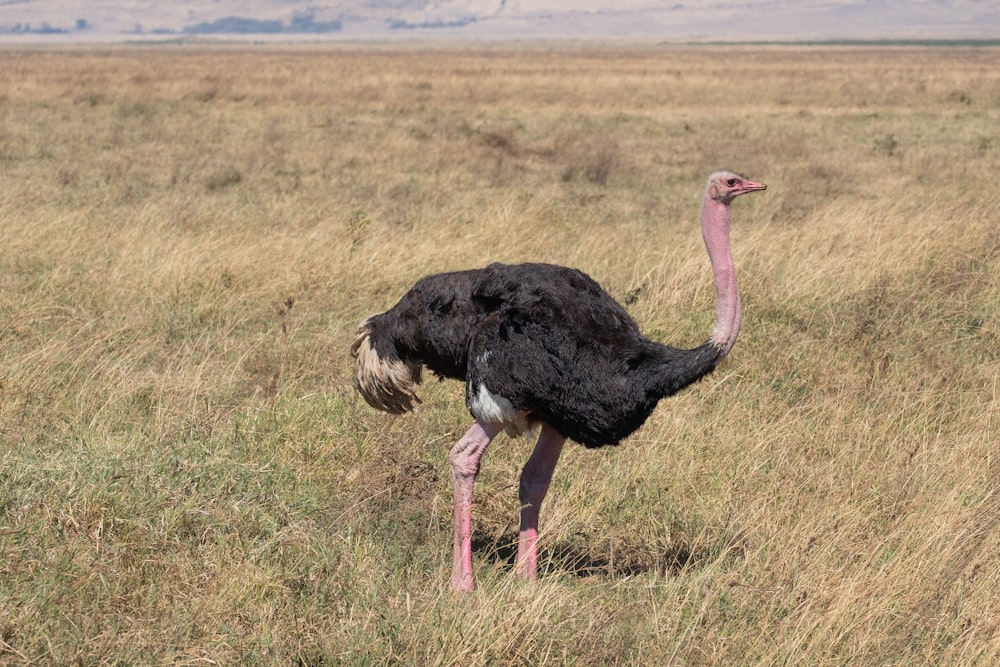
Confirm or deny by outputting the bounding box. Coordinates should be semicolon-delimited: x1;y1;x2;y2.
2;1;998;43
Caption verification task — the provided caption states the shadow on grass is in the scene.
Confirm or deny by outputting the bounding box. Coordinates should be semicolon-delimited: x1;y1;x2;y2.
472;530;720;580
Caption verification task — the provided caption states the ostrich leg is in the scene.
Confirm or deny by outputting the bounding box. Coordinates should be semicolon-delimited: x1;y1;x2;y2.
515;423;566;580
448;420;504;591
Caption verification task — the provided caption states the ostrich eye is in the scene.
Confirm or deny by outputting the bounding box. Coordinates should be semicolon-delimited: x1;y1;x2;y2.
725;178;738;187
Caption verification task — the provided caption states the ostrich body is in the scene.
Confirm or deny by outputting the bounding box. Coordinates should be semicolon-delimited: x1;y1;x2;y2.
352;171;766;591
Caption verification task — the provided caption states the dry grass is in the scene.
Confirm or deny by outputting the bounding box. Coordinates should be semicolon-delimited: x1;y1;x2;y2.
1;44;999;664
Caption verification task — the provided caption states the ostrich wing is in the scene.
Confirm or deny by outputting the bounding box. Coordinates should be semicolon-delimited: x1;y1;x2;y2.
466;263;662;447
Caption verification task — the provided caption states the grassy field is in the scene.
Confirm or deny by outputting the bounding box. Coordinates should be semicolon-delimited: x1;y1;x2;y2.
1;44;999;664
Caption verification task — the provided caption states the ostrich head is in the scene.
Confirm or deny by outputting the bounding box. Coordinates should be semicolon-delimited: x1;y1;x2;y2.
706;171;767;205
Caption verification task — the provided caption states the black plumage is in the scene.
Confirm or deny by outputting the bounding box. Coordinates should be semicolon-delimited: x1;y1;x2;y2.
360;262;723;447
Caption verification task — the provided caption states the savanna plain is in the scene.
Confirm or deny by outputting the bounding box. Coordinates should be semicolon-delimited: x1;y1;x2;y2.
1;44;998;665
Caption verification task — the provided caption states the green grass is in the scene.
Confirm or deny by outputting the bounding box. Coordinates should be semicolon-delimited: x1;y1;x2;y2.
1;44;999;664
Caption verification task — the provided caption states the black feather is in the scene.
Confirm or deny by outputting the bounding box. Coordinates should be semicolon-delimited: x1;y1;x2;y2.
363;262;723;448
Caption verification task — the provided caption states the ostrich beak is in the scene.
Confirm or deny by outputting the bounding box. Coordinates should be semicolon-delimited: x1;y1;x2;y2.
739;179;767;195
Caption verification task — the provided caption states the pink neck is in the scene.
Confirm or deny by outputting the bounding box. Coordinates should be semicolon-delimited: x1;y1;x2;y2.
701;196;740;355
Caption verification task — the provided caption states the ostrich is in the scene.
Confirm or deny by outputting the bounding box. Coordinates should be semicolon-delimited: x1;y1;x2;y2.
351;171;766;591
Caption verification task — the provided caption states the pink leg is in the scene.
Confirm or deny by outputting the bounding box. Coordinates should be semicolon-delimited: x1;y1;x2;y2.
449;420;504;591
515;423;565;581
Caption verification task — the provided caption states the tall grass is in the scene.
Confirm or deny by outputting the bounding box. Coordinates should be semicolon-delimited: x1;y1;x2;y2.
1;45;999;664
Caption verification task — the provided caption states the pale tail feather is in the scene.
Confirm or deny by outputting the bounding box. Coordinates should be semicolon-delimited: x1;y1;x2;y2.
350;318;422;414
